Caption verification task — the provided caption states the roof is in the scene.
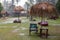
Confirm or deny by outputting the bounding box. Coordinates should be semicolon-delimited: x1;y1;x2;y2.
14;6;24;11
30;2;57;17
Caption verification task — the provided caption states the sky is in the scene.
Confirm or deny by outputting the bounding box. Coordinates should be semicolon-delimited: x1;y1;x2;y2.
0;0;3;3
0;0;28;7
15;0;27;7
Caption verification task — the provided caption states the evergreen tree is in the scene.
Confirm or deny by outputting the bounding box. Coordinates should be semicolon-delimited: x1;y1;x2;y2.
56;0;60;11
0;3;3;17
0;3;3;12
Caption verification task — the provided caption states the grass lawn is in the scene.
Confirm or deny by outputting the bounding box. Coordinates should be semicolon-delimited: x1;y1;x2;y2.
0;17;60;40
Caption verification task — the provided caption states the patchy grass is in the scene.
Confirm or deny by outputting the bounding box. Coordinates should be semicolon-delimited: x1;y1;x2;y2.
0;17;60;40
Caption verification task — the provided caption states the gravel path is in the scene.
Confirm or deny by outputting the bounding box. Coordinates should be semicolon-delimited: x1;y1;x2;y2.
0;17;29;24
